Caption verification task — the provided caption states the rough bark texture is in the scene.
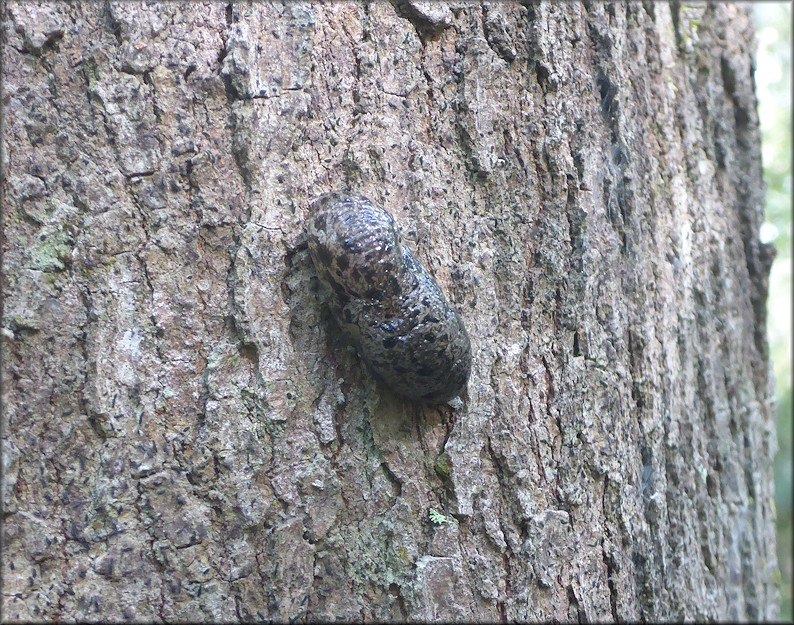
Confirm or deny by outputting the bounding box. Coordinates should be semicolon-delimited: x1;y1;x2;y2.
1;1;778;622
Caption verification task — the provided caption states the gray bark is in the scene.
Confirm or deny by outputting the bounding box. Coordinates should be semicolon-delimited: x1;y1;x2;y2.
1;1;778;622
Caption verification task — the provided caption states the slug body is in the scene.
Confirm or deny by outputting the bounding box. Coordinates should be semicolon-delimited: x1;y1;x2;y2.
305;192;471;402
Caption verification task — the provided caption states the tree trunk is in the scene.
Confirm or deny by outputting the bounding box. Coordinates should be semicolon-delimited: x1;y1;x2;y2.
1;1;778;621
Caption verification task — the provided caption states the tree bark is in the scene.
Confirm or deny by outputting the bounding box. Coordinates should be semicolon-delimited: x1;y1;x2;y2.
1;1;778;622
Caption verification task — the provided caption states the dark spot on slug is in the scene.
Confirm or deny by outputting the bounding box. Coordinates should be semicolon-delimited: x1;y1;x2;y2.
382;336;401;348
314;243;333;269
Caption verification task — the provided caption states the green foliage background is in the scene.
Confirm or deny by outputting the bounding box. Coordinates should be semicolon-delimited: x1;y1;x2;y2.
753;3;792;619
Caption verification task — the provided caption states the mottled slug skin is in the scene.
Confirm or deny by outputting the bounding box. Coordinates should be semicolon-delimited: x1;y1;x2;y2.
305;192;471;402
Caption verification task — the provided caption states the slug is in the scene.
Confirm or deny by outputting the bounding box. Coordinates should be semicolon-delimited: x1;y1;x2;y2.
305;192;471;402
